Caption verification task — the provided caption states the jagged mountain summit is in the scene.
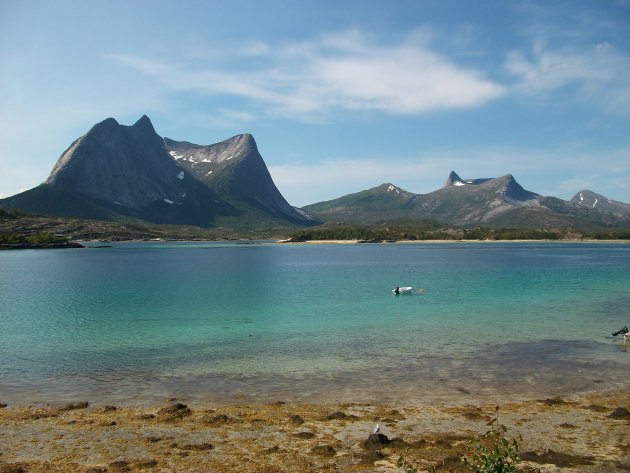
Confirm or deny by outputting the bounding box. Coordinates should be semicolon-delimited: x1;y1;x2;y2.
164;134;311;224
0;116;312;227
304;172;543;225
304;171;630;228
443;170;492;187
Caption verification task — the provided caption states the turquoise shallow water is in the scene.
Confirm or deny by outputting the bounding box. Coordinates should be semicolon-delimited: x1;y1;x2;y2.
0;242;628;405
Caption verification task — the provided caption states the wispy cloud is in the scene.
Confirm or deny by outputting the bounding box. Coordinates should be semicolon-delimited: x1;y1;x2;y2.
506;43;630;112
506;3;630;114
109;19;630;121
109;29;505;119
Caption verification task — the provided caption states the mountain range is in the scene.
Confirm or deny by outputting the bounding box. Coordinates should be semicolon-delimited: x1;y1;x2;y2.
303;171;630;229
1;115;629;231
0;116;312;228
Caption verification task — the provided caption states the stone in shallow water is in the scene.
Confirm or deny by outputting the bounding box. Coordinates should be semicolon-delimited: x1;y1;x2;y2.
61;401;89;411
609;406;630;418
157;403;191;420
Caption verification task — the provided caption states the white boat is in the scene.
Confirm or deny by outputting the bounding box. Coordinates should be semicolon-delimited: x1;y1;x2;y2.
392;286;412;294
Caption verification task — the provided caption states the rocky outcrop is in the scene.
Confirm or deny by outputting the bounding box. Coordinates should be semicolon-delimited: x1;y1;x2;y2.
444;170;465;187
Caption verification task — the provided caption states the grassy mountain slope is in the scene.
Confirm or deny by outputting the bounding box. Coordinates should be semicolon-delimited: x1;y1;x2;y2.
303;173;630;229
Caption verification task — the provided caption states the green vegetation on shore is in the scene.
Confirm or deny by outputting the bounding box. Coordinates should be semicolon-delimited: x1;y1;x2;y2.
288;224;630;242
2;208;629;243
0;232;68;245
0;208;294;242
0;210;75;247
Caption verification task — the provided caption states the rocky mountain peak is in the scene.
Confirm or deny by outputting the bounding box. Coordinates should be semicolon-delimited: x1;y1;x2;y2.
570;190;629;212
131;114;157;134
134;114;152;125
97;117;120;128
572;190;603;204
444;171;464;187
490;174;540;204
164;133;312;224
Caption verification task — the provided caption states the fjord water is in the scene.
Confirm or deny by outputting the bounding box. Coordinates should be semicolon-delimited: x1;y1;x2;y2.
1;242;628;406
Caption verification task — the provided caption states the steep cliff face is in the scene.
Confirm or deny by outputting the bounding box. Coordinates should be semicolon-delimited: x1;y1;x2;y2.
47;116;208;209
164;134;313;224
6;116;235;225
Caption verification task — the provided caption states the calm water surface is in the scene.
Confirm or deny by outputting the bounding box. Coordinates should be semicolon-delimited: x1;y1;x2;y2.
0;242;628;405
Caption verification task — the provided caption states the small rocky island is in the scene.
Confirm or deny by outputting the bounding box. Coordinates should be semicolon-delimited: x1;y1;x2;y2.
0;240;84;250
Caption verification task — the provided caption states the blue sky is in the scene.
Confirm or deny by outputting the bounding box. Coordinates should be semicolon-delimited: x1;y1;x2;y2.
1;0;629;206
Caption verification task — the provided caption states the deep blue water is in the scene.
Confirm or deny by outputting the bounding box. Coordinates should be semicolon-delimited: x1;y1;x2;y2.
0;242;628;405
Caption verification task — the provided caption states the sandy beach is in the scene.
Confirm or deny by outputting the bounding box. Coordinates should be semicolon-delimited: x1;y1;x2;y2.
1;390;628;473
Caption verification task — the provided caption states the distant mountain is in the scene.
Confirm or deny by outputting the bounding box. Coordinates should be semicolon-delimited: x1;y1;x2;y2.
571;190;630;214
304;171;630;229
299;183;421;224
0;116;313;228
164;134;312;225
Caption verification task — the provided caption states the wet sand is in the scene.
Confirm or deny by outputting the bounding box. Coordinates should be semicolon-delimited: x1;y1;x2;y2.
1;391;628;472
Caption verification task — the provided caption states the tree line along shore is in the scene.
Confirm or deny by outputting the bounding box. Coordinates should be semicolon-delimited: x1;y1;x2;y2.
1;208;629;249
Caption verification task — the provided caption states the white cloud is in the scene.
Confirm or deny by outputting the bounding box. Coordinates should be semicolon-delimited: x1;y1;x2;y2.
312;46;503;114
109;29;505;119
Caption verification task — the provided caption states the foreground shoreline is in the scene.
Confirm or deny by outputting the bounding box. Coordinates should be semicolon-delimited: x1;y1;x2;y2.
2;391;628;472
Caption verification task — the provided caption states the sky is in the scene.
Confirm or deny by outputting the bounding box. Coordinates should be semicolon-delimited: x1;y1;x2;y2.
1;0;629;207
